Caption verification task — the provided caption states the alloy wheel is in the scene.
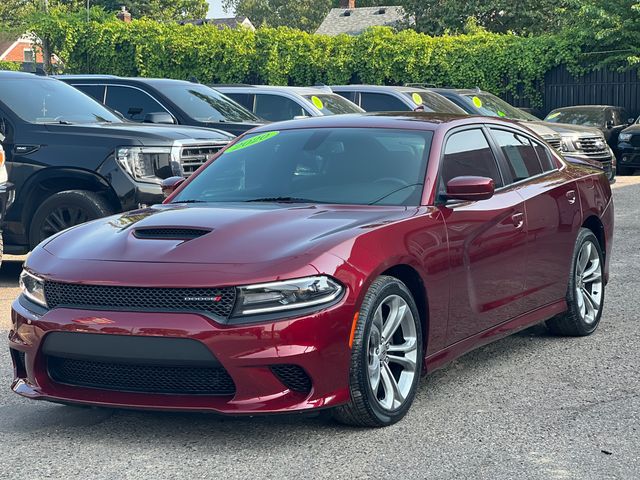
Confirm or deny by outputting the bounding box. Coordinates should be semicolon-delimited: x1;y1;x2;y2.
40;206;90;240
367;294;418;411
575;240;603;324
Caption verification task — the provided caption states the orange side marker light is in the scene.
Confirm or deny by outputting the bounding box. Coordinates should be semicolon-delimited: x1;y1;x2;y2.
348;312;359;348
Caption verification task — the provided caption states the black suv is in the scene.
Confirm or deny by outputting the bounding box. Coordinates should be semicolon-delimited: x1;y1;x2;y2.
0;72;233;253
58;76;264;136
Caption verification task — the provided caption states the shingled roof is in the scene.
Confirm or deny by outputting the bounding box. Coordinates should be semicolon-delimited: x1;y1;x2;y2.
315;6;407;36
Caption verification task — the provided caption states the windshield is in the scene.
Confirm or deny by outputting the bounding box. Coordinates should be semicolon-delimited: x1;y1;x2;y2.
154;83;261;123
302;94;363;115
173;128;433;206
461;93;538;121
0;78;121;124
544;109;604;127
404;91;466;114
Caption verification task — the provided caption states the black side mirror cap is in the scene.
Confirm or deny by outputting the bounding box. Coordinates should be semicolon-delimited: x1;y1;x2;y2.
143;112;176;125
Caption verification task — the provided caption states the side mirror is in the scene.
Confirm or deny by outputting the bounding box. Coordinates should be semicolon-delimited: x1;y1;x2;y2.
161;176;186;197
628;117;636;125
143;112;176;125
605;120;614;129
446;176;495;201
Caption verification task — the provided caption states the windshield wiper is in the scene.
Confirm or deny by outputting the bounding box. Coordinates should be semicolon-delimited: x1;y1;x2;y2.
244;196;318;203
42;120;74;125
173;199;208;204
369;183;422;205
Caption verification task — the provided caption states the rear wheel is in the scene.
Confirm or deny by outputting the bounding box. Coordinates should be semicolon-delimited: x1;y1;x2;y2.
546;228;605;336
333;276;422;427
29;190;113;248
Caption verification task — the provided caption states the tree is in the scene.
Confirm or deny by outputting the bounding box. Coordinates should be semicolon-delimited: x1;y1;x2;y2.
92;0;208;21
400;0;575;35
222;0;333;32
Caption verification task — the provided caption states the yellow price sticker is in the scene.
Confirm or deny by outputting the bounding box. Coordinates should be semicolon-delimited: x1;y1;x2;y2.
472;96;483;108
311;96;324;110
411;92;424;105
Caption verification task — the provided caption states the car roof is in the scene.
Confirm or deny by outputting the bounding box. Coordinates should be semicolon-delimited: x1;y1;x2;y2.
55;75;197;87
1;71;53;80
330;85;427;93
548;105;618;112
215;85;334;96
246;112;526;134
431;88;484;96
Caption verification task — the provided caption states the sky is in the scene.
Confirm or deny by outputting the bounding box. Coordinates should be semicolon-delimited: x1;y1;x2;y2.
207;0;234;18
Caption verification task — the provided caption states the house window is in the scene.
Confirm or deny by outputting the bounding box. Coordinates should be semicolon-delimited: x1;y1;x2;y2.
23;49;35;63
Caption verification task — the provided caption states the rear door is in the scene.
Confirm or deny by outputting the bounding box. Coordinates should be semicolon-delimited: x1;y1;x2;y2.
487;127;581;311
437;127;528;345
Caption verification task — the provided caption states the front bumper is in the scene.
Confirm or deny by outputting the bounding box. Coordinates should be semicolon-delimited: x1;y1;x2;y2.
9;297;354;414
616;143;640;168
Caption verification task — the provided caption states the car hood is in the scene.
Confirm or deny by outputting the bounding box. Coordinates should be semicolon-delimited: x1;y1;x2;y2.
621;124;640;134
538;121;603;137
44;122;234;145
519;121;559;139
42;203;413;265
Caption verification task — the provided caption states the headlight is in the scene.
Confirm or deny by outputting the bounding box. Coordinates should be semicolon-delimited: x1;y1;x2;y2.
619;132;632;142
116;146;172;183
234;276;343;316
561;136;577;152
19;270;47;307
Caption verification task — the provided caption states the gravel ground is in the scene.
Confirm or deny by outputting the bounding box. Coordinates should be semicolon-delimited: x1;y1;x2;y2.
0;176;639;480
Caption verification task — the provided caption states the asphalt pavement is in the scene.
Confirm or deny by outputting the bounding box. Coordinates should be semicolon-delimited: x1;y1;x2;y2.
0;176;639;480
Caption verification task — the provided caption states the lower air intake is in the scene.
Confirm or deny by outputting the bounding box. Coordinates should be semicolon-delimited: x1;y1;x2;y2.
271;364;312;394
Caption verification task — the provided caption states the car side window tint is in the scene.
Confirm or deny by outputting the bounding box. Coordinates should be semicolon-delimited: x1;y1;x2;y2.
74;85;105;103
441;129;503;188
335;91;357;104
360;93;408;112
225;93;254;112
490;129;543;182
105;86;168;122
531;141;556;172
254;94;305;121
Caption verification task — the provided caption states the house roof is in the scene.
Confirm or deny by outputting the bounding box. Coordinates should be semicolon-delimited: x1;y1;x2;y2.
0;41;14;59
315;6;406;36
179;16;255;30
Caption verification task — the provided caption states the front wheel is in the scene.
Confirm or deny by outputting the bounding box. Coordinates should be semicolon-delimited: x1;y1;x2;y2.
29;190;113;249
546;228;605;336
333;276;423;427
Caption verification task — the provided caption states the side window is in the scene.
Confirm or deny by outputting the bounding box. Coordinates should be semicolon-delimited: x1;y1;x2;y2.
335;91;357;103
490;129;543;182
105;86;168;122
441;129;503;188
225;93;254;112
610;109;621;126
74;84;105;103
360;93;408;112
532;141;556;172
254;94;306;121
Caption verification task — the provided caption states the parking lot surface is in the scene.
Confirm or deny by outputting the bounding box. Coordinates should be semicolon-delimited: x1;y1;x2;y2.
0;176;638;480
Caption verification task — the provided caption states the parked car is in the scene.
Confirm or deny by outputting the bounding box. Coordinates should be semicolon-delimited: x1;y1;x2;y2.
615;118;640;175
58;75;264;136
432;88;616;181
11;113;613;427
331;85;466;114
0;142;15;266
544;105;633;156
0;71;233;253
214;85;364;121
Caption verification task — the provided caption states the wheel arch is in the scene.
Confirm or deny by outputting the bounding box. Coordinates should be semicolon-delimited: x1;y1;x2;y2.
581;215;606;258
380;264;429;352
19;168;120;236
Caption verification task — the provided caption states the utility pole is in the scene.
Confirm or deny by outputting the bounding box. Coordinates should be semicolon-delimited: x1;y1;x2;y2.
41;0;52;74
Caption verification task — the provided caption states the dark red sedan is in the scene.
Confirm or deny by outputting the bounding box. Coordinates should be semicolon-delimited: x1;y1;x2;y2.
10;114;613;427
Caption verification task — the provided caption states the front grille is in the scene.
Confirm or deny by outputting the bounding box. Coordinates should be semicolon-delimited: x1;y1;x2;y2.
630;135;640;148
546;138;561;151
271;365;312;394
47;356;236;395
180;143;227;177
575;136;610;158
44;281;236;317
133;227;211;240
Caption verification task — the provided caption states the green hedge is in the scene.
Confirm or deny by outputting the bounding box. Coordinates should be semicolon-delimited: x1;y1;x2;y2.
0;61;21;71
32;16;581;105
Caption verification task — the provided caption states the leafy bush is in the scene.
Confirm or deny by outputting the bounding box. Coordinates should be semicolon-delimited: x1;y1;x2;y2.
0;61;20;71
29;15;581;106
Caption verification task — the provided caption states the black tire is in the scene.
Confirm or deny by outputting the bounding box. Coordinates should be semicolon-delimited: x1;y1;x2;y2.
333;276;423;427
29;190;113;249
617;166;635;176
546;228;605;336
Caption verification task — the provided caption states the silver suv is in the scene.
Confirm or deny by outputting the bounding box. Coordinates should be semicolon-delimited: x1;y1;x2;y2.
213;85;364;122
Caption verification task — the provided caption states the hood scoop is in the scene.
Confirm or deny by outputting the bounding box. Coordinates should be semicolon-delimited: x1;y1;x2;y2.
133;227;212;240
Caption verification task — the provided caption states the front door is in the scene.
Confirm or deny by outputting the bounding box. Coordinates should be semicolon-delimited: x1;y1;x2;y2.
438;128;528;345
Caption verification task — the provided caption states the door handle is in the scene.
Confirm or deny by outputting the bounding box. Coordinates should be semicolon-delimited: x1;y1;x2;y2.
566;190;576;204
511;212;524;229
